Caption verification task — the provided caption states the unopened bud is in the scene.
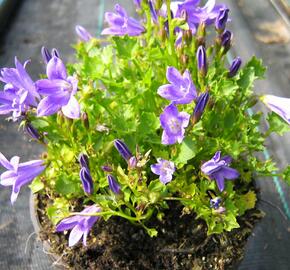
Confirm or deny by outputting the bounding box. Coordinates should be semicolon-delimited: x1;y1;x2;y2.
25;122;41;141
197;45;207;77
80;167;93;194
78;153;90;170
107;174;121;194
114;139;133;161
228;57;242;78
180;54;189;66
81;112;90;129
215;9;229;33
192;91;210;124
183;30;192;46
128;156;137;169
101;165;113;172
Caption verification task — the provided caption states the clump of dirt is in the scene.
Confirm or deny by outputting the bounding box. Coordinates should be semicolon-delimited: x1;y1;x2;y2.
36;194;262;270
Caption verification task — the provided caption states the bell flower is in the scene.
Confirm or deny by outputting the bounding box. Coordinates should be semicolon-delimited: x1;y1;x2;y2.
151;158;175;184
101;4;145;36
0;152;45;204
201;151;239;192
0;57;39;119
75;25;93;42
157;66;197;104
261;95;290;125
36;56;80;119
160;104;190;145
56;205;101;247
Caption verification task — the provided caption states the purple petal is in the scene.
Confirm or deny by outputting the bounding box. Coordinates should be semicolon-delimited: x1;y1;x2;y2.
46;57;67;80
213;171;225;192
56;216;80;232
36;79;72;96
161;130;178;145
115;4;127;17
221;166;239;179
0;171;17;186
10;156;20;172
212;151;221;162
157;84;183;101
37;96;67;117
150;163;162;175
262;95;290;124
68;225;84;247
14;57;39;98
0;152;13;170
166;67;183;85
61;95;80;119
159;173;172;184
221;155;232;164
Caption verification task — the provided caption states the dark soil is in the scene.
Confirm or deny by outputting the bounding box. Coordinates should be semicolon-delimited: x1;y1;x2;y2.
36;194;263;270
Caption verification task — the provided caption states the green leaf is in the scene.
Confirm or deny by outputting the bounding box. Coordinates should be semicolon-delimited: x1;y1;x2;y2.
113;36;136;58
138;112;160;135
245;56;266;78
29;178;44;193
282;165;290;185
60;146;75;163
47;198;70;225
146;227;158;237
175;137;200;164
267;112;290;136
55;175;81;195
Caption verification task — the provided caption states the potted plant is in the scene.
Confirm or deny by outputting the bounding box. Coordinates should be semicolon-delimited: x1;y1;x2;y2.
1;0;289;269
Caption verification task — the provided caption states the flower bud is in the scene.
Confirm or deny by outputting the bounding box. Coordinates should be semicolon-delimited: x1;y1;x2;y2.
78;153;89;170
81;112;90;129
107;174;120;194
128;156;137;169
41;46;51;64
180;54;189;66
155;0;163;10
196;22;206;46
101;165;113;172
183;30;192;46
134;0;141;9
192;91;209;124
114;139;133;161
80;167;93;194
75;25;93;42
228;57;242;78
149;0;158;24
221;30;232;52
197;45;207;77
25;122;41;141
159;27;167;42
215;9;229;33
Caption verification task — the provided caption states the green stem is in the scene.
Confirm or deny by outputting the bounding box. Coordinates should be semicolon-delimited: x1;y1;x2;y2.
164;197;193;203
70;208;153;222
